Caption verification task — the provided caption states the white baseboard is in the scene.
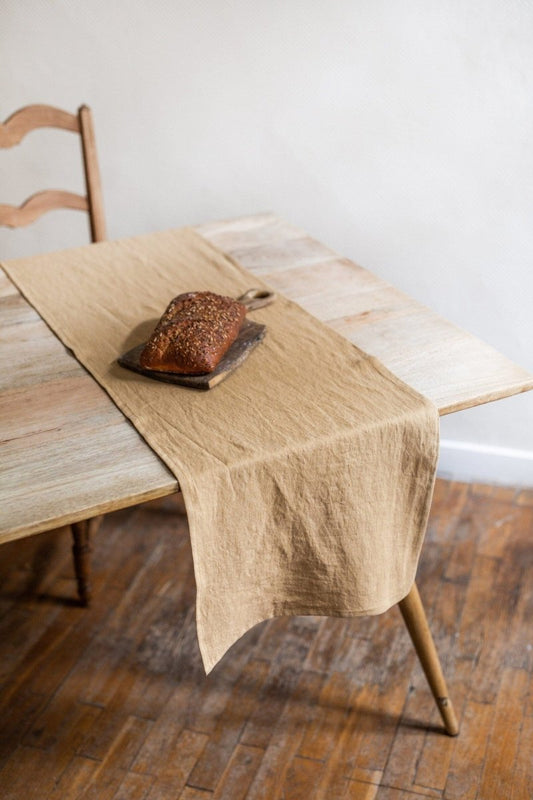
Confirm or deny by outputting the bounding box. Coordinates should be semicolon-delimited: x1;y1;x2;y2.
437;439;533;487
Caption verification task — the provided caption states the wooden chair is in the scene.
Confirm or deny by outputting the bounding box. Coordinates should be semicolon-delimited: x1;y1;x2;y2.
0;103;107;606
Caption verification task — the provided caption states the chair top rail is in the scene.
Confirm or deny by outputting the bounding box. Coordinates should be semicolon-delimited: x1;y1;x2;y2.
0;104;80;147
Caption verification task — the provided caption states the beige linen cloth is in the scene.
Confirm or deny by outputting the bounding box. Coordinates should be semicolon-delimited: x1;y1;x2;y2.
3;228;439;673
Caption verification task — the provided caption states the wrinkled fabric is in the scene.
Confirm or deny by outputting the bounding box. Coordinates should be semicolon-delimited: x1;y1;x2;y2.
3;228;439;672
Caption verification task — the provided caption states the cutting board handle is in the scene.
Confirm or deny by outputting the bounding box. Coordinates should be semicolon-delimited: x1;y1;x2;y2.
237;288;276;312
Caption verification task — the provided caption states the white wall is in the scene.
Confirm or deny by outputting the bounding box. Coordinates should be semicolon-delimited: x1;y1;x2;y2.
1;1;532;486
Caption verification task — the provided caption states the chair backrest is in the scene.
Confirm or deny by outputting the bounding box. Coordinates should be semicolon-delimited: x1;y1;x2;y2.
0;104;106;243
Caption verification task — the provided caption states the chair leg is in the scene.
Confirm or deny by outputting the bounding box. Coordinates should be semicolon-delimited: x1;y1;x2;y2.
398;582;459;736
71;516;102;607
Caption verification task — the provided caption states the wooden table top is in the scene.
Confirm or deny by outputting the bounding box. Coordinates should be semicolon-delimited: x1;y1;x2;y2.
2;213;532;542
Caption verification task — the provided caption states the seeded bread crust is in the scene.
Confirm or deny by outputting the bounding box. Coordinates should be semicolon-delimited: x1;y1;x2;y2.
139;291;247;374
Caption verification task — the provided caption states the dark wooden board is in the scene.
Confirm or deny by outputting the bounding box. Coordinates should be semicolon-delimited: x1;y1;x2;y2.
117;319;266;390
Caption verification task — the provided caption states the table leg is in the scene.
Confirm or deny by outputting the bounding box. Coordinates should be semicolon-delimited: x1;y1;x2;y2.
71;516;102;607
398;582;459;736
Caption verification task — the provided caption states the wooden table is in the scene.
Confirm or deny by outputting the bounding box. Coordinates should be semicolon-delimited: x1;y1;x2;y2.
2;212;531;543
2;212;532;736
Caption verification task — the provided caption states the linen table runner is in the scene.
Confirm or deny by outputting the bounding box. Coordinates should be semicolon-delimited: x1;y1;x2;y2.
3;228;439;672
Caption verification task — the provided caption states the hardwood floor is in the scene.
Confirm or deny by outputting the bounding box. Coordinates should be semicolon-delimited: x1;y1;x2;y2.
0;480;531;799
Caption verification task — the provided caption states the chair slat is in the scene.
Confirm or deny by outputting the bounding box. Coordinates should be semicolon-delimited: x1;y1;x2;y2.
0;104;79;147
0;190;89;228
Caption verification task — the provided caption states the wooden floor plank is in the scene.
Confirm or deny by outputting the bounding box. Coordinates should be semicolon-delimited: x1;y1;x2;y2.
477;668;529;800
313;683;383;798
112;771;154;800
79;715;154;800
297;669;353;761
139;730;208;800
245;670;323;800
510;712;533;800
341;780;380;799
0;479;531;799
0;745;80;800
376;789;441;799
239;618;318;750
412;659;470;794
179;788;213;800
132;724;207;780
210;744;264;800
444;700;494;800
276;755;326;800
380;678;438;795
186;659;270;791
47;757;102;800
0;688;47;768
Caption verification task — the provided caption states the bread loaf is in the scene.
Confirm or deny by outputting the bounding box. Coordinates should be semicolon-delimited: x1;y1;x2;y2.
139;291;246;374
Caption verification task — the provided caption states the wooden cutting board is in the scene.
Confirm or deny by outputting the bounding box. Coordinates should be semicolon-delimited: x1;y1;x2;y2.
117;289;274;390
118;319;266;390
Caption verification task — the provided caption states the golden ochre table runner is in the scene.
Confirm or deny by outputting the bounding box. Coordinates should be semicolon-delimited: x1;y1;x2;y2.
3;228;439;672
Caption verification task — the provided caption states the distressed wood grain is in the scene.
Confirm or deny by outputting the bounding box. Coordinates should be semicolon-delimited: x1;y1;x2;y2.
1;213;532;541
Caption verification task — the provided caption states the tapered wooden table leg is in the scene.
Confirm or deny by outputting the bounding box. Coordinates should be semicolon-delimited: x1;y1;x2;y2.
71;516;101;607
398;582;459;736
